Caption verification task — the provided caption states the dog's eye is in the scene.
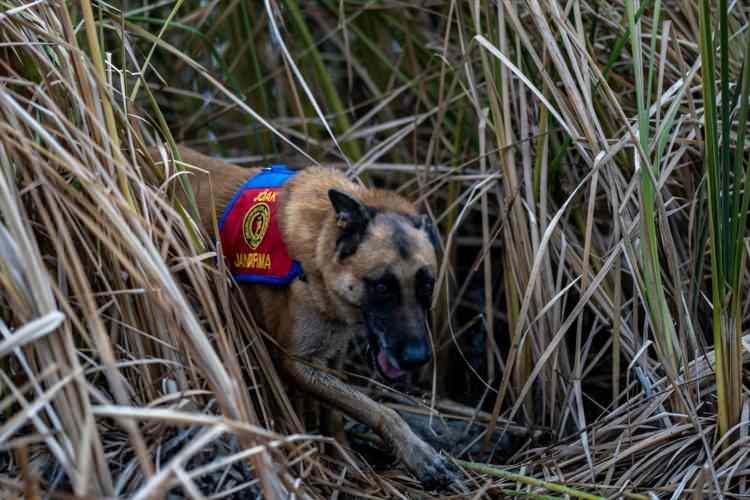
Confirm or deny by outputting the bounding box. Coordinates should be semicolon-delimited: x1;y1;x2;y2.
368;272;399;302
419;279;434;298
416;269;434;303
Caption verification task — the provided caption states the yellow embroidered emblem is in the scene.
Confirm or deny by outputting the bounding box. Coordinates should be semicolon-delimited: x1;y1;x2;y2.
243;203;270;250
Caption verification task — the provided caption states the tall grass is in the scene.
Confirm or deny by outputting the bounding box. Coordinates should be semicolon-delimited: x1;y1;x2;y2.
2;0;750;497
698;0;750;443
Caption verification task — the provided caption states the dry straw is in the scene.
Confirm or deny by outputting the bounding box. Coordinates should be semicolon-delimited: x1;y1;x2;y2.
2;0;750;498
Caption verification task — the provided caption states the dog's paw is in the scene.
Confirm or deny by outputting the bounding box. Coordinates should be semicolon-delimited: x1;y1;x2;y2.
405;442;462;490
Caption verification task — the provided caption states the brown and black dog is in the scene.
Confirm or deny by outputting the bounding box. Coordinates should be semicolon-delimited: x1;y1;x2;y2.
151;146;454;487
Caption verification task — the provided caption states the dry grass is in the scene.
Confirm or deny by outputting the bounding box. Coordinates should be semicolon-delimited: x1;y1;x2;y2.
2;0;750;498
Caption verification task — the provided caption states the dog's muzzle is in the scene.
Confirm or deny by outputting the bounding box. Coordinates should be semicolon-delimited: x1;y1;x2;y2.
363;316;402;380
364;313;430;380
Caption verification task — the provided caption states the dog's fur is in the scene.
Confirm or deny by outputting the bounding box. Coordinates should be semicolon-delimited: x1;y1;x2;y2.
151;146;453;487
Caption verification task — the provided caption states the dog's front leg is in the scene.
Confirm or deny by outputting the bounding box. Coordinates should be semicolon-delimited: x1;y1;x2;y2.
280;358;454;489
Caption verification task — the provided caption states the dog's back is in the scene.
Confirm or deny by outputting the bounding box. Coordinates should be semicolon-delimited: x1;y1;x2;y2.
150;146;262;228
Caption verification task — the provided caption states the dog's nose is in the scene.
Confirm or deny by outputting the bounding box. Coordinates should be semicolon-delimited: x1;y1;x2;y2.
399;339;430;368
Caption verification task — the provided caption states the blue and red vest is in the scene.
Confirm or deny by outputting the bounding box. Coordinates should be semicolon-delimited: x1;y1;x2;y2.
218;166;303;285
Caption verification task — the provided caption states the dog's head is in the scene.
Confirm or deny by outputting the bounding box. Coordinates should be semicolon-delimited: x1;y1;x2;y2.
325;188;439;380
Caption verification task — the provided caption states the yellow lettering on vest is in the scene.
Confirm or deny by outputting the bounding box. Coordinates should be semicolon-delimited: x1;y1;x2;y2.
234;252;272;270
253;189;278;203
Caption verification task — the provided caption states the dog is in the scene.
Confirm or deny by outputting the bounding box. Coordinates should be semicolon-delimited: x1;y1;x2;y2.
149;146;455;488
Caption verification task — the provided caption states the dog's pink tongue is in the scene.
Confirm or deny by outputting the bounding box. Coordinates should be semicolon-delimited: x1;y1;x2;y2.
377;351;404;379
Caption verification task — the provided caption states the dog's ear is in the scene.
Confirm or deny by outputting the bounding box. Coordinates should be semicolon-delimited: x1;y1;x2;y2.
328;189;372;231
417;214;441;254
328;189;373;258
